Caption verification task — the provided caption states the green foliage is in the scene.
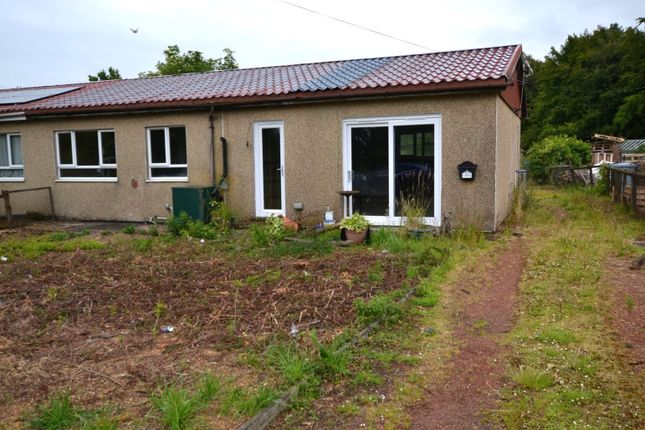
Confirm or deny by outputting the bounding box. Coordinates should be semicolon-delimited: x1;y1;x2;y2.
141;45;238;77
523;22;645;148
28;394;78;429
525;135;591;183
340;212;369;232
267;344;316;386
0;234;103;260
150;386;201;430
355;293;404;326
133;238;153;252
209;200;234;233
121;225;136;235
249;216;286;246
310;331;351;377
88;67;121;82
166;212;219;239
513;367;555;390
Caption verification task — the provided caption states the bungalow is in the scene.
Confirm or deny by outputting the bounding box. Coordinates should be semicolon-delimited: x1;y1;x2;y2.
0;45;525;231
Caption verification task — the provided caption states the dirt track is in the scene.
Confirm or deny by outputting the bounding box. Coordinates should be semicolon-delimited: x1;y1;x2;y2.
407;238;526;429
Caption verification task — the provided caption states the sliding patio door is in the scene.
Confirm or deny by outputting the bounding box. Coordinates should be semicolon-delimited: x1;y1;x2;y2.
254;122;285;217
343;115;441;226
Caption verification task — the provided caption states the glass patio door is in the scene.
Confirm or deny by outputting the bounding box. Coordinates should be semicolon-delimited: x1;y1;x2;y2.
254;122;285;217
344;115;441;226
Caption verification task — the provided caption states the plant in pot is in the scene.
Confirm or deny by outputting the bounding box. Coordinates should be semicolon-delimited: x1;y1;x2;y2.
340;212;370;244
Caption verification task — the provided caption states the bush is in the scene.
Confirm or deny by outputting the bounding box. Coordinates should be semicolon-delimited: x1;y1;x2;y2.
166;212;219;240
525;135;591;183
250;216;286;247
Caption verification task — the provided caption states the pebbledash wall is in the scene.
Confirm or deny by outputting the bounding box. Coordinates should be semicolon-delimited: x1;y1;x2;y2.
0;91;520;231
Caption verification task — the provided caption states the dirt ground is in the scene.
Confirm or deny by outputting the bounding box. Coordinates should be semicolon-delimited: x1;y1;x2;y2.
406;238;526;429
0;226;407;427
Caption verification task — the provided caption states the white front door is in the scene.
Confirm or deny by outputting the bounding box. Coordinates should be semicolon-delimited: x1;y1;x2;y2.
254;121;285;217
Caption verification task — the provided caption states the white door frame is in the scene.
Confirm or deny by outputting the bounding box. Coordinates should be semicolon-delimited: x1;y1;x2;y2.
342;114;442;226
254;121;286;217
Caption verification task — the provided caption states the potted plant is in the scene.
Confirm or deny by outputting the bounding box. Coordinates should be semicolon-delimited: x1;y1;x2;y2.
340;212;369;244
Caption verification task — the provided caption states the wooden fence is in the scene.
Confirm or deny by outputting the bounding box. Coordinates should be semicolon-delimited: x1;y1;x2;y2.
0;187;56;225
606;166;645;217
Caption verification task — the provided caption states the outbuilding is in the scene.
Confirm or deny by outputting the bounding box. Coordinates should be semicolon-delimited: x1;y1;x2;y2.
0;45;525;231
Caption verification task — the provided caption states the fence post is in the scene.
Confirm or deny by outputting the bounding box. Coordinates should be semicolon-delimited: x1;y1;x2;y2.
589;166;594;185
2;190;12;225
632;174;639;215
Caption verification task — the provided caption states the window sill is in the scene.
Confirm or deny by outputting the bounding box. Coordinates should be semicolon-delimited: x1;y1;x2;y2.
0;178;25;182
145;178;189;183
55;178;118;183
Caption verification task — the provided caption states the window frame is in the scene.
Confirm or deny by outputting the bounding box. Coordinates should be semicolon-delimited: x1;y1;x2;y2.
342;114;442;227
55;129;117;182
0;133;25;182
146;126;188;181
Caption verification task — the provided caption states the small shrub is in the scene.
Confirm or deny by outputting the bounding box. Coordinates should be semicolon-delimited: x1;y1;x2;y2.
147;225;159;236
525;135;591;183
250;216;286;247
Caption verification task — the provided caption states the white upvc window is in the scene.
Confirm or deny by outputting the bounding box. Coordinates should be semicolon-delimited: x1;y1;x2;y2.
146;126;188;180
55;130;117;181
0;133;24;181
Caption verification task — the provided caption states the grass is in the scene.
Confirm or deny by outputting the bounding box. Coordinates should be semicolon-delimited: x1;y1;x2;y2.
27;394;117;430
0;231;103;260
497;187;644;429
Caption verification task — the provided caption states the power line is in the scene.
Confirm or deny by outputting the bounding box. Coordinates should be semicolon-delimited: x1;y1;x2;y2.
276;0;431;51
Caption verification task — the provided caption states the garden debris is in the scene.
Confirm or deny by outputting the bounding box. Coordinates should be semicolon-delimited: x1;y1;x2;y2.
159;325;175;334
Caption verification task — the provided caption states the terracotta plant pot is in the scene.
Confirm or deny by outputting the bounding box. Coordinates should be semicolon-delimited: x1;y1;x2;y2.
282;216;299;232
344;228;367;244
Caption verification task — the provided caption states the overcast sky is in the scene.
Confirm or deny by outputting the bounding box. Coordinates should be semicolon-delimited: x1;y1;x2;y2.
0;0;642;88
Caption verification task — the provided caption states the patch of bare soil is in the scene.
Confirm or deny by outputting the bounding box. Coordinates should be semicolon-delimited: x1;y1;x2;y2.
0;236;406;427
407;238;526;429
605;256;645;372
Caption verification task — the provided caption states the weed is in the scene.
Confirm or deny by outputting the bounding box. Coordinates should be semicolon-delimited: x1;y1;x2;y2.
133;238;153;252
352;369;384;387
150;385;201;430
147;225;160;236
310;331;351;377
513;367;554;390
625;294;635;311
336;402;360;415
367;261;385;283
355;293;404;326
535;327;578;345
267;344;315;385
195;373;221;403
28;393;79;429
219;386;279;417
121;225;136;235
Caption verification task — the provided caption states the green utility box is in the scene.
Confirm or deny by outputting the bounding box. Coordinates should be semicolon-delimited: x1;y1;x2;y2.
172;186;215;222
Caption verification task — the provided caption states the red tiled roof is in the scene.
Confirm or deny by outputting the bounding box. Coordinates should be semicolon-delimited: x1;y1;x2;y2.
0;45;522;116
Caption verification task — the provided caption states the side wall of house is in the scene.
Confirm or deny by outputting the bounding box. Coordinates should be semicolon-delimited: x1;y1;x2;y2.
0;93;501;230
494;96;522;229
0;111;212;221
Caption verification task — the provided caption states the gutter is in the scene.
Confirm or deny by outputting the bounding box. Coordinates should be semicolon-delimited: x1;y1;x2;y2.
0;112;26;122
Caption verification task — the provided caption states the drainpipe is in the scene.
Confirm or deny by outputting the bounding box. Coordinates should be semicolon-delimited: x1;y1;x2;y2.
208;106;216;185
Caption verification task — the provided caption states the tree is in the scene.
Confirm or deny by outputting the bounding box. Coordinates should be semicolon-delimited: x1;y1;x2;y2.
88;67;122;81
140;46;238;77
522;20;645;149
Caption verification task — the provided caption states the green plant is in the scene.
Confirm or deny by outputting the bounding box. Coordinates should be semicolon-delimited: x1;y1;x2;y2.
147;225;160;236
250;216;286;247
133;238;153;252
525;135;591;183
267;344;315;385
310;331;351;377
340;212;369;232
150;385;200;430
513;367;555;390
355;293;404;326
29;393;79;429
167;212;191;236
121;225;136;235
209;200;234;232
